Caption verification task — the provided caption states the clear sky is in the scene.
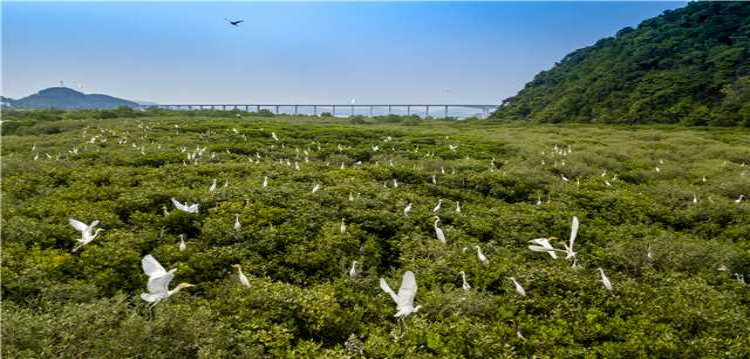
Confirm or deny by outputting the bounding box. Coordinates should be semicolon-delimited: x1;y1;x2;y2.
2;1;686;104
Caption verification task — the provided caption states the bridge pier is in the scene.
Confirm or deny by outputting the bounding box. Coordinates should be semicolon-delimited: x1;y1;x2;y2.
332;105;336;116
275;105;280;114
313;105;317;116
294;105;299;115
445;105;449;118
407;106;411;116
388;105;392;115
369;106;373;117
350;105;354;116
426;105;430;118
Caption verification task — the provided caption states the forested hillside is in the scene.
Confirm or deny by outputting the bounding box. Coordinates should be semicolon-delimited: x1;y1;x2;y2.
492;2;750;126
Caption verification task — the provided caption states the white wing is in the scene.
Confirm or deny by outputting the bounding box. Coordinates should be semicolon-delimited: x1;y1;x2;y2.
142;255;168;278
171;198;187;211
147;272;174;295
379;278;399;304
397;271;417;307
569;216;579;250
69;218;89;232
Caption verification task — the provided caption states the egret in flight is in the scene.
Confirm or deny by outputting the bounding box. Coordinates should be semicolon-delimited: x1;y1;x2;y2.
171;198;199;214
232;264;251;288
380;271;421;334
69;218;103;252
140;255;194;308
528;237;558;259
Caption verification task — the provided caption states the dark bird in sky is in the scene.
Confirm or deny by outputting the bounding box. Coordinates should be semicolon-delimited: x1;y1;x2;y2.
226;19;244;27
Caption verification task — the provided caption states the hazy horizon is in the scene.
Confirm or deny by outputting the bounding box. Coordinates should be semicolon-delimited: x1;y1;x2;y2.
2;1;685;104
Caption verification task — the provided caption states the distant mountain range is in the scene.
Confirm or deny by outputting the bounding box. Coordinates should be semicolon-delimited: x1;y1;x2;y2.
1;87;146;109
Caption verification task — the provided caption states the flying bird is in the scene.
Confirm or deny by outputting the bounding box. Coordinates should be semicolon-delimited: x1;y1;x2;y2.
171;198;199;214
380;271;421;334
140;255;193;307
226;19;244;26
69;218;103;252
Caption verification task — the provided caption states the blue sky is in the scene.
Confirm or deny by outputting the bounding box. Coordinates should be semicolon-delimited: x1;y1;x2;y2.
2;2;686;104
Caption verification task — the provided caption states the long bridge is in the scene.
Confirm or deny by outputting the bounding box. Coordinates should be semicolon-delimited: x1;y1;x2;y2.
153;104;499;118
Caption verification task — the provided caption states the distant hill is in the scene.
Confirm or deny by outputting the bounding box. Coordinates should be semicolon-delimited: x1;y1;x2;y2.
492;2;750;126
2;87;142;109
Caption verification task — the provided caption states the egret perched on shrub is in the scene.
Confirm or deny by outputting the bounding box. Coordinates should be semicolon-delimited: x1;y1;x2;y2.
349;261;358;277
209;178;217;193
340;219;347;235
403;203;412;217
380;271;421;334
234;214;242;230
433;199;443;213
140;255;194;307
312;184;320;193
178;235;186;251
458;271;471;290
171;198;199;214
68;218;103;252
232;264;251;288
262;176;269;188
434;217;446;243
598;268;612;291
510;277;526;297
456;201;461;213
473;245;488;264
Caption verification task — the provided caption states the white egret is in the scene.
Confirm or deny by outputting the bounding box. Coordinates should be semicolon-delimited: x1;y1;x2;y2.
271;132;279;142
178;234;186;251
474;245;488;264
561;174;569;182
432;175;437;184
528;238;558;259
655;166;661;173
598;267;612;291
234;214;242;230
69;218;103;252
403;203;412;217
434;217;446;243
140;255;193;308
510;277;526;297
209;178;217;193
393;179;398;188
263;176;269;188
349;261;358;277
162;205;169;216
456;201;461;213
433;199;443;213
340;219;347;235
171;198;199;214
736;194;745;203
379;271;421;333
349;192;355;201
312;184;320;193
458;271;471;290
693;193;698;204
232;264;251;288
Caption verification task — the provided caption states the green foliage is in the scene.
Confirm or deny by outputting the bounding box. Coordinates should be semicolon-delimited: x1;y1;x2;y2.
2;113;750;357
493;2;750;127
